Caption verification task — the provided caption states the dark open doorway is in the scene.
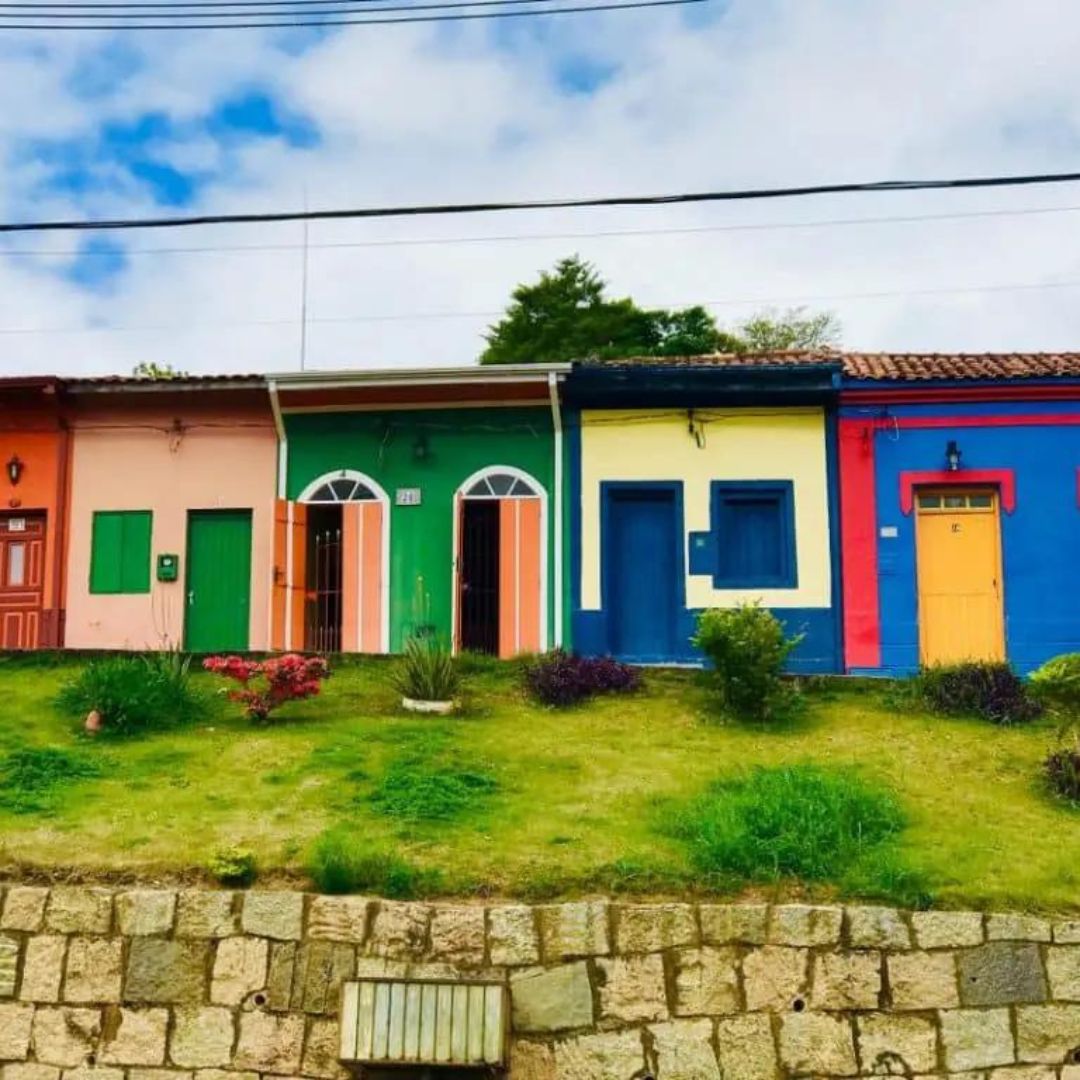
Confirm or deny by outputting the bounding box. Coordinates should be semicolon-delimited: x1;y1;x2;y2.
459;501;499;654
305;504;342;652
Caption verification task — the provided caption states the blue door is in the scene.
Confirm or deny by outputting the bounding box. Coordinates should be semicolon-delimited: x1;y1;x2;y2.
605;486;681;662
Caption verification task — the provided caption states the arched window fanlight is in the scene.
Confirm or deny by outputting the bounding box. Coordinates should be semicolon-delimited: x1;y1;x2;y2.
303;475;379;503
464;471;540;499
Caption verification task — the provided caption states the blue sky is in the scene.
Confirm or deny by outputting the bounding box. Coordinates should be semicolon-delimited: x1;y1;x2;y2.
4;0;1080;375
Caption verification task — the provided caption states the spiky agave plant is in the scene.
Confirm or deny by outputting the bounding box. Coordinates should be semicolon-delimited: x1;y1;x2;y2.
391;636;460;702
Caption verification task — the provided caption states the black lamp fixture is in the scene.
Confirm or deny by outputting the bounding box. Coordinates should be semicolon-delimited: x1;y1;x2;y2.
6;455;23;486
412;433;431;463
945;440;962;472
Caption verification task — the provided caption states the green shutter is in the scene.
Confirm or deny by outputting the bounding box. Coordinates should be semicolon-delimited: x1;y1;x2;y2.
90;510;152;594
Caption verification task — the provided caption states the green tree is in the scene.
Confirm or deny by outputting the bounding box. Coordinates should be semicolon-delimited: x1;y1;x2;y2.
132;361;188;379
738;307;841;352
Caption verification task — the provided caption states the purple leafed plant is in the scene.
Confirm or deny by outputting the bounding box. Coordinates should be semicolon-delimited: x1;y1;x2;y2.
524;649;642;708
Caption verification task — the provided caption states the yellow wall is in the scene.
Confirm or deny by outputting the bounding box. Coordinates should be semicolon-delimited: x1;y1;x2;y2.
579;407;831;610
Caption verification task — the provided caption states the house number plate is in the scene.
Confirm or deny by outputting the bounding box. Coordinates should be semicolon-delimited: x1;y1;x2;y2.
396;488;422;506
7;518;25;532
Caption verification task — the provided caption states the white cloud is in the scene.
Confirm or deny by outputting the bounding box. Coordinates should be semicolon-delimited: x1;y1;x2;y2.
5;0;1080;376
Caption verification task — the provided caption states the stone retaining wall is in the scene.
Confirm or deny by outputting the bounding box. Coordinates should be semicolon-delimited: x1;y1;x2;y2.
2;886;1080;1078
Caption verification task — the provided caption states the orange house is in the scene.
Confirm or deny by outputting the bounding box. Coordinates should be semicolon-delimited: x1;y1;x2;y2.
0;378;69;648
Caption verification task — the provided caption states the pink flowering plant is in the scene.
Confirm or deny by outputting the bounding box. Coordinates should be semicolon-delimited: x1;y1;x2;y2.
203;654;330;723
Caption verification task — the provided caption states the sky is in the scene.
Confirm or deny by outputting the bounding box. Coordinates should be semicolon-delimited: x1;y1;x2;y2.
4;0;1080;376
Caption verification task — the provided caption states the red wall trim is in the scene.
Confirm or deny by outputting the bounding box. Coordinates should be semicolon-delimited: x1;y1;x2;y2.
889;413;1080;431
899;469;1016;514
838;419;880;670
842;385;1080;405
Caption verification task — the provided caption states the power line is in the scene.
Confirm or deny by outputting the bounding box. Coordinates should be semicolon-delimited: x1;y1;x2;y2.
0;0;557;7
4;170;1080;234
7;201;1080;258
0;0;695;26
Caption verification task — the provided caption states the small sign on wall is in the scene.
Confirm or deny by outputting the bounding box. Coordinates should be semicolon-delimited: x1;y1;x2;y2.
880;525;898;538
7;518;25;533
395;488;422;507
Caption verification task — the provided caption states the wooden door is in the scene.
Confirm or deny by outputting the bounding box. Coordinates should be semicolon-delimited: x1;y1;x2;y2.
184;510;253;652
915;489;1005;665
498;497;542;657
0;514;45;649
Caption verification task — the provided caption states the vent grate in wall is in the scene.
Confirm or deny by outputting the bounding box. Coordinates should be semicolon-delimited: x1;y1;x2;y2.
339;978;508;1068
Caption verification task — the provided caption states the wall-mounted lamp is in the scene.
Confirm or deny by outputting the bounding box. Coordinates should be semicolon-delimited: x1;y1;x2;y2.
412;433;431;463
6;455;24;486
945;440;962;472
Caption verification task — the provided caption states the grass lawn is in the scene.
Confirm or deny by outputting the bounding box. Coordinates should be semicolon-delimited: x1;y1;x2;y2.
0;653;1078;912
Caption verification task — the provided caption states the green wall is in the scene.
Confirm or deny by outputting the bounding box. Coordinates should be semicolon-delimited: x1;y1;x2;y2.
285;407;562;652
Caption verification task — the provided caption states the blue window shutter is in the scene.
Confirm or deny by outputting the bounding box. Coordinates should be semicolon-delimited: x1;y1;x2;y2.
711;481;797;588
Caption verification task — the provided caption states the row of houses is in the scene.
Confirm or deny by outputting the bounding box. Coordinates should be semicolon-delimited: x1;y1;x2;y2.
3;351;1078;676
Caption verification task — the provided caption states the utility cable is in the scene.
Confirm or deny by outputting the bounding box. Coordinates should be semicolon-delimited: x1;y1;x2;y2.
4;170;1080;234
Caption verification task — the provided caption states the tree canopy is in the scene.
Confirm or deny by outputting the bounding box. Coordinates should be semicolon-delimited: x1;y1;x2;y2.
479;256;839;365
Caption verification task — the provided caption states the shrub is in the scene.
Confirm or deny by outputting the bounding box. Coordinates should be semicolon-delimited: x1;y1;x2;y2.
56;652;205;735
692;604;802;722
916;661;1041;725
1030;653;1080;717
524;649;641;708
370;756;499;824
0;747;104;815
667;765;908;884
307;829;441;897
206;845;257;887
204;654;329;723
390;637;459;702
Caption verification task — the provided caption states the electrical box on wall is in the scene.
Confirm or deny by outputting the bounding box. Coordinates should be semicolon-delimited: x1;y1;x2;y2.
156;553;179;582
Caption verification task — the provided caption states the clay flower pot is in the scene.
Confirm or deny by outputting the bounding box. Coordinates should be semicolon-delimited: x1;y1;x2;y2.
401;697;456;715
85;709;103;735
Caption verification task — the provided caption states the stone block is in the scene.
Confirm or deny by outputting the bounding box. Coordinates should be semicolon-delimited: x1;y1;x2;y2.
553;1030;644;1080
61;1068;124;1080
742;946;808;1011
301;1018;349;1080
887;950;959;1009
428;906;486;965
811;951;881;1010
240;892;304;941
615;904;697;954
539;902;610;961
990;1069;1057;1080
987;913;1052;942
287;941;356;1014
847;906;912;949
265;942;297;1011
778;1012;858;1076
174;892;236;939
0;1003;34;1060
307;896;369;944
99;1008;168;1066
648;1019;721;1080
191;1072;257;1080
1015;1004;1080;1064
44;889;111;936
365;903;430;960
2;1066;60;1080
714;1014;777;1080
509;1040;556;1080
210;937;268;1006
168;1008;236;1068
940;1008;1015;1070
768;904;842;947
233;1012;304;1073
64;938;123;1003
125;940;209;1005
856;1014;938;1075
510;962;593;1033
958;942;1048;1006
30;1007;102;1068
488;906;540;967
1054;921;1080;944
596;954;669;1023
672;947;740;1016
911;910;984;949
0;935;17;998
2;887;49;932
20;936;66;1004
1046;946;1080;1000
127;1071;192;1080
699;904;768;946
116;892;175;937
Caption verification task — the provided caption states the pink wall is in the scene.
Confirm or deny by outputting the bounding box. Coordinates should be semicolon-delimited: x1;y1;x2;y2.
65;399;277;651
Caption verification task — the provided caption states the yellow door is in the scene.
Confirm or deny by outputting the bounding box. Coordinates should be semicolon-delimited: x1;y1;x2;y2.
915;489;1005;665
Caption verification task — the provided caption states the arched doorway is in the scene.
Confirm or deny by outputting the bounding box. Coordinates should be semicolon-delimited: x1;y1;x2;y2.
454;466;546;657
297;470;389;653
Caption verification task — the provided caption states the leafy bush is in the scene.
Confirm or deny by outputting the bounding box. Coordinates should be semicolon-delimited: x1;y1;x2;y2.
390;636;459;702
524;649;641;707
370;756;499;823
0;747;104;815
692;604;802;722
206;845;257;886
56;652;205;735
307;829;441;897
667;765;909;885
204;654;329;722
1030;653;1080;717
916;662;1041;725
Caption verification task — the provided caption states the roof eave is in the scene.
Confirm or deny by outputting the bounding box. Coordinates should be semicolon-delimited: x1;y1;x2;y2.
270;363;571;391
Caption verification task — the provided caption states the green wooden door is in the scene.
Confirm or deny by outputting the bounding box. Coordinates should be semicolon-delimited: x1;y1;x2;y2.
185;510;253;651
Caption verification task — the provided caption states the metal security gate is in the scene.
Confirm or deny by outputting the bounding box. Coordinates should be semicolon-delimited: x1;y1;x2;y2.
306;506;343;652
460;501;499;655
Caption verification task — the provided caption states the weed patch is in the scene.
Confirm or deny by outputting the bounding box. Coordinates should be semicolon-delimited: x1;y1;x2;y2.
307;828;443;897
0;747;105;815
369;756;499;825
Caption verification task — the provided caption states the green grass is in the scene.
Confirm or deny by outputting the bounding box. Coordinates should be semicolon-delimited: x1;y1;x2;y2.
1;655;1079;911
